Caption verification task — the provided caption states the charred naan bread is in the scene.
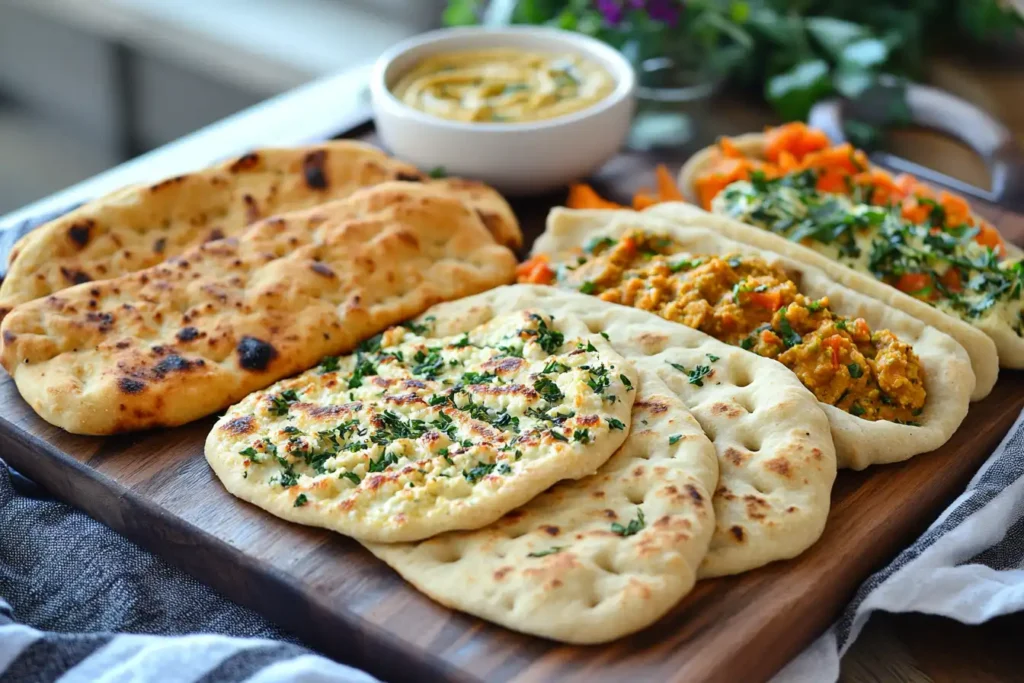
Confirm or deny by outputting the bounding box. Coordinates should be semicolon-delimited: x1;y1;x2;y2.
206;311;637;543
0;183;517;435
0;141;520;318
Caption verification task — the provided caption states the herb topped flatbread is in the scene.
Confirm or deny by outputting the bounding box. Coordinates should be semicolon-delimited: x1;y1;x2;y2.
205;310;637;543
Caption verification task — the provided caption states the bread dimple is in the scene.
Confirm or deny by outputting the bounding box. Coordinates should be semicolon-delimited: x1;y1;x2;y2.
0;142;521;318
0;183;518;435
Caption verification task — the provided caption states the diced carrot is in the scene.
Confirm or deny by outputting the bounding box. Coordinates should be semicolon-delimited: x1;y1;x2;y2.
896;272;932;296
633;191;658;211
694;158;752;209
748;290;783;311
853;169;903;206
619;235;637;255
777;150;798;173
764;122;830;162
822;334;849;369
655;164;684;202
566;183;625;210
940;268;962;292
761;329;780;345
719;137;744;158
975;222;1007;256
515;255;555;285
815;169;848;194
901;198;931;225
939;191;971;227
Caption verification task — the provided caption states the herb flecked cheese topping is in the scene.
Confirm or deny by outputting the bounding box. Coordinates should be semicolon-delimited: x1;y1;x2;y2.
213;311;635;540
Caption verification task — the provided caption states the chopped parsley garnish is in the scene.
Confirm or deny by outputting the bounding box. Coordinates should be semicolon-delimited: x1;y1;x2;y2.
706;354;720;362
586;364;611;394
283;426;303;435
357;334;383;354
428;394;449;406
534;377;564;402
527;546;565;558
463;461;496;483
452;334;472;348
847;363;863;379
549;429;569;442
611;508;646;537
293;494;308;507
371;410;428;445
319;356;340;373
579;281;597;294
428;166;447;178
462;371;496;385
599;331;610;341
411;349;444;379
687;365;712;387
348;356;377;389
339;471;361;485
669;434;682;445
542;361;570;374
368;450;399;473
619;374;633;391
572;429;590;444
498;344;524;358
239;446;262;463
835;319;848;331
776;307;803;348
269;389;300;416
850;403;866;417
524;315;564;354
607;417;625;431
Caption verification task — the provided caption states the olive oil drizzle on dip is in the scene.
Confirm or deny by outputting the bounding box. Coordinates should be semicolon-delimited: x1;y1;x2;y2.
391;49;615;123
533;231;927;424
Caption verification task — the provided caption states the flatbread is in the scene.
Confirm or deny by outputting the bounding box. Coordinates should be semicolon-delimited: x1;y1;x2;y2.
366;363;718;644
535;208;974;470
371;286;836;589
0;183;517;435
206;310;637;543
0;141;521;318
672;132;1005;390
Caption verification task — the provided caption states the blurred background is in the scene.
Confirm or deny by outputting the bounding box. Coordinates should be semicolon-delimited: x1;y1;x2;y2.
0;0;1021;211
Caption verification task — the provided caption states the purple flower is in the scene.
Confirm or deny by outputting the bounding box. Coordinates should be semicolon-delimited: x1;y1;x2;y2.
645;0;681;26
595;0;683;28
595;0;624;25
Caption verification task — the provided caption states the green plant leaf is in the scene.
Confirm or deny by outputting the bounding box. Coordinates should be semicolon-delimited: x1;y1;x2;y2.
766;59;832;121
832;64;873;98
841;38;889;69
805;17;867;59
442;0;483;26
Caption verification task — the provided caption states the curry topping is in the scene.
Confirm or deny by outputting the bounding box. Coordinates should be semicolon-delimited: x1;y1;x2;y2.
520;231;926;424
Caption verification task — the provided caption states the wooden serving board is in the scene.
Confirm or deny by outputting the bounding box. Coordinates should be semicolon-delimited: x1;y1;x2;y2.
3;128;1024;683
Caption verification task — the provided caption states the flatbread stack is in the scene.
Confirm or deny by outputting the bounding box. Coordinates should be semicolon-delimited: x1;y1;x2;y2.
0;140;520;320
0;182;519;434
206;285;837;642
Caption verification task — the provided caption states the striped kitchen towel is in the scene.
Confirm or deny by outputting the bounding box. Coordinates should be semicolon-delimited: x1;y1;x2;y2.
775;407;1024;682
0;461;376;683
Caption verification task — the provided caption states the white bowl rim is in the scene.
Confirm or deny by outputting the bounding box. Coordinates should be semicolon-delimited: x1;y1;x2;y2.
370;26;636;133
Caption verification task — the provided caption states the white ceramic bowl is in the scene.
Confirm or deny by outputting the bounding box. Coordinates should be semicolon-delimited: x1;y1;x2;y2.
370;27;636;196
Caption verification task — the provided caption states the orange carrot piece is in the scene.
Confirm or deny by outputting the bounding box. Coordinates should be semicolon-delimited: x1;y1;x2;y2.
633;191;658;211
896;273;932;295
975;222;1007;256
719;137;744;158
566;183;624;210
823;335;843;369
748;290;783;311
940;268;962;292
655;164;684;202
515;255;556;285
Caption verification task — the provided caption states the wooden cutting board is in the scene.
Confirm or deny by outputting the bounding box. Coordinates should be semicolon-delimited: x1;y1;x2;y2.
2;131;1024;683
